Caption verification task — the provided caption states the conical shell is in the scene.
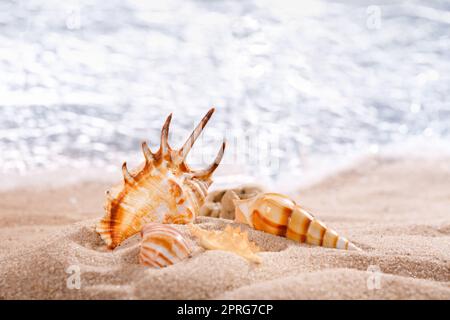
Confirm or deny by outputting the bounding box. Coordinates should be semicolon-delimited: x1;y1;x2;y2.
234;193;361;251
96;109;226;249
140;223;192;268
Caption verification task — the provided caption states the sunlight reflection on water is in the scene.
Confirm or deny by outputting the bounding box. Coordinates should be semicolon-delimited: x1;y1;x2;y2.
0;0;449;185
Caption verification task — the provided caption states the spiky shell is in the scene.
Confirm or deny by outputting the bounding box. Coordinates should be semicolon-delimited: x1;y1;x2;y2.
139;223;192;268
234;193;361;251
188;224;261;263
96;109;226;249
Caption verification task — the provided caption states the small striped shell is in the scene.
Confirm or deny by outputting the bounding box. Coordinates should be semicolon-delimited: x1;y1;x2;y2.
96;109;226;249
234;193;361;251
139;223;192;268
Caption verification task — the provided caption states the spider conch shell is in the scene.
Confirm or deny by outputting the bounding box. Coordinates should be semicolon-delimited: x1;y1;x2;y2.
139;223;192;268
188;224;262;263
234;193;361;251
96;109;226;249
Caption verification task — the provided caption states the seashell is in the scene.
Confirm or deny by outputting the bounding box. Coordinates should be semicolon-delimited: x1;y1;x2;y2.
217;190;240;220
199;184;265;220
199;202;222;218
188;224;261;263
234;193;361;251
96;109;226;249
140;223;192;268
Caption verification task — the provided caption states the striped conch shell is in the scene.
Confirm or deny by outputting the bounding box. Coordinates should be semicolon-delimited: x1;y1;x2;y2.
96;108;226;249
234;193;361;251
140;223;192;268
188;224;261;263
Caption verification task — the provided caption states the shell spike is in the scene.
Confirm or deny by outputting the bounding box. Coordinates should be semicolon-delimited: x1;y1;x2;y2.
160;113;173;156
122;162;134;184
141;141;154;164
192;140;226;179
179;108;215;161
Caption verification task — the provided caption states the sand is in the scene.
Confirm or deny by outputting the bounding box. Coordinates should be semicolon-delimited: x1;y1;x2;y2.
0;156;449;299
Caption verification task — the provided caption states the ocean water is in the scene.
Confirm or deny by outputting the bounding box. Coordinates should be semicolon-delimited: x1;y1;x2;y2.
1;0;449;188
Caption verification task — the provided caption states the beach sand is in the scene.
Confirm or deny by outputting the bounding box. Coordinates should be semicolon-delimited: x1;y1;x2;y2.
0;157;449;299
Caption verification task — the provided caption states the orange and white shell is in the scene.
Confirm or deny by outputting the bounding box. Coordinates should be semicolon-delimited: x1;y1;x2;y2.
234;193;360;251
139;223;192;268
96;109;226;249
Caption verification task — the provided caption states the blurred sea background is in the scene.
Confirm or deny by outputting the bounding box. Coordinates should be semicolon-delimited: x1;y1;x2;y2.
1;0;449;190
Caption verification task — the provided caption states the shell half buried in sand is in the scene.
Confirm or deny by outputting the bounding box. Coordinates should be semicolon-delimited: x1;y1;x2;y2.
140;223;192;268
96;109;226;249
234;193;361;251
199;184;266;220
188;224;262;263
